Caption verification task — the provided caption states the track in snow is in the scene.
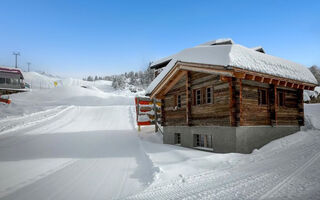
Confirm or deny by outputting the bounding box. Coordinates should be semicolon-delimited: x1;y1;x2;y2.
126;131;320;200
0;106;155;200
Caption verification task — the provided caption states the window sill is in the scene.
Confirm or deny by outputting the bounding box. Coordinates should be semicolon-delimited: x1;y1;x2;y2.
194;146;214;152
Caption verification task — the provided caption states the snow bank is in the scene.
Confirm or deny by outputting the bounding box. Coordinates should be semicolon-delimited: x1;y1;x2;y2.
304;86;320;101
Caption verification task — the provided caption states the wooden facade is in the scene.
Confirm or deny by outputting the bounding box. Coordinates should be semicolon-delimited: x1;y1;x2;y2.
157;62;314;128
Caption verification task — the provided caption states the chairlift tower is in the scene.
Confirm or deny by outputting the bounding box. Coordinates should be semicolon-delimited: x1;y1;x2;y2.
13;52;20;68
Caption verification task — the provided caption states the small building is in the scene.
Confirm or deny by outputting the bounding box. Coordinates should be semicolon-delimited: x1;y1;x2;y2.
146;39;318;153
0;66;26;95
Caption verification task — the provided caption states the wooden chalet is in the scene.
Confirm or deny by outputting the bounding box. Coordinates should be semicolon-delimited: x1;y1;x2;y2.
147;39;318;153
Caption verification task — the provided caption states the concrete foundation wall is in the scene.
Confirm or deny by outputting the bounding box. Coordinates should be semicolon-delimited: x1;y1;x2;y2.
163;125;300;153
235;126;300;153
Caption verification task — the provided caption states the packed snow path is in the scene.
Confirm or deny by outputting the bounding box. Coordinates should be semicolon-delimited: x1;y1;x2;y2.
0;106;154;200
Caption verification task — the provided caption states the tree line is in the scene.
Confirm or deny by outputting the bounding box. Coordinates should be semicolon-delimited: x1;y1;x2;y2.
83;63;155;90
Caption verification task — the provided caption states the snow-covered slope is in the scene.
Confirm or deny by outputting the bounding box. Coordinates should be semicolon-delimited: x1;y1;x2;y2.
0;72;137;120
22;71;113;89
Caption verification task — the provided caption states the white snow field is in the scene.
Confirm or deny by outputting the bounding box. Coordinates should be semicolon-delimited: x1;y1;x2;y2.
0;72;320;200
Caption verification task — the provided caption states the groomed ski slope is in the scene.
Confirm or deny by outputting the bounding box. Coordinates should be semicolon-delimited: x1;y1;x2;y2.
0;105;156;200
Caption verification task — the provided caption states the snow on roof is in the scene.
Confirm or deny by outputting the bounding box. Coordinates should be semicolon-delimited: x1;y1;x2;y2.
147;40;317;95
0;66;24;78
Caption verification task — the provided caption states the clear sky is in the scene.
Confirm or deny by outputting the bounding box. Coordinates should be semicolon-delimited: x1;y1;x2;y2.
0;0;319;78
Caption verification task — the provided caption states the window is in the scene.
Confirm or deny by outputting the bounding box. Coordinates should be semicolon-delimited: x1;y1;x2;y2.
194;134;213;149
177;95;181;108
196;89;201;105
278;91;285;107
175;133;181;144
258;88;268;105
0;78;5;84
5;78;11;84
12;79;19;85
206;87;212;104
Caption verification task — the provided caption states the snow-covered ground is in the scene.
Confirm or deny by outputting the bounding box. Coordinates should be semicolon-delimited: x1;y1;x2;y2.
0;72;142;120
0;72;319;199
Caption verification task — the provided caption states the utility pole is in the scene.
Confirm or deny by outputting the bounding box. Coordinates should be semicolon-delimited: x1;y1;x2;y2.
13;52;20;68
27;62;31;72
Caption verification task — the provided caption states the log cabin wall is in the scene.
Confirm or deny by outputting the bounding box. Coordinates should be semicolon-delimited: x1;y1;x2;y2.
241;80;302;126
276;87;303;126
163;72;230;126
162;72;304;127
190;72;230;126
241;80;271;126
163;76;187;126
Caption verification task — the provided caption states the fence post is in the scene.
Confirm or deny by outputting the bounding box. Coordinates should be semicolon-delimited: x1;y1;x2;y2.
137;97;141;132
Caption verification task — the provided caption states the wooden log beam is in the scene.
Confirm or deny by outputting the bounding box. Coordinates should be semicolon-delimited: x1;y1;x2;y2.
287;82;293;88
279;81;286;86
255;76;263;82
160;99;165;126
233;67;318;90
220;76;232;82
229;78;236;126
297;89;304;126
274;85;277;126
233;71;246;79
239;79;243;126
245;74;253;80
186;71;192;126
263;78;272;84
272;79;280;85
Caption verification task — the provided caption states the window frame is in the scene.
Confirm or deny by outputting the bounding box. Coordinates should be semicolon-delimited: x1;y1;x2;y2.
278;90;285;107
177;94;181;109
196;89;201;105
194;134;213;149
206;87;213;104
0;77;5;84
174;133;181;144
258;88;268;106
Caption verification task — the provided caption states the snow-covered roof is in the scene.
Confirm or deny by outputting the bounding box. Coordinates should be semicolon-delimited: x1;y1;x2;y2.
147;39;317;95
0;66;24;78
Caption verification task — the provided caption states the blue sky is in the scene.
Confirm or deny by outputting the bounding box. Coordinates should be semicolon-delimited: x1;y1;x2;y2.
0;0;319;78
